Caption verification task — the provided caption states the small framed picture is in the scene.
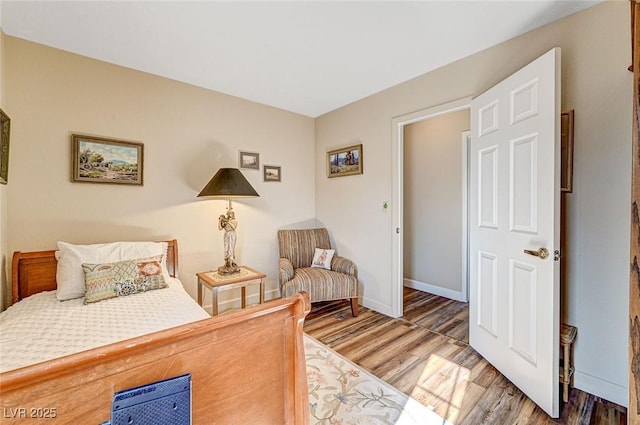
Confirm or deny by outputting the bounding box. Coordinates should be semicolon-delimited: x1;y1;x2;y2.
0;108;10;185
71;134;143;185
327;143;363;178
263;165;281;182
239;151;260;170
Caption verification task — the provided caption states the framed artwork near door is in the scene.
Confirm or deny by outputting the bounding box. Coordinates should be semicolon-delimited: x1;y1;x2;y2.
326;143;363;178
561;110;574;192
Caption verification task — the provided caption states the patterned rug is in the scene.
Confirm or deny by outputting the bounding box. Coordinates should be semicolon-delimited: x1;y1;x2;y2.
304;335;452;425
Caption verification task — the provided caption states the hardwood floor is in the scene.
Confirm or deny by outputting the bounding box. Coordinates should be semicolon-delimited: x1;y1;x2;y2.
304;287;626;425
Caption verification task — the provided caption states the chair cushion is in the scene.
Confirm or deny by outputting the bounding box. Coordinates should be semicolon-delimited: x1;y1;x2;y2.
281;267;357;302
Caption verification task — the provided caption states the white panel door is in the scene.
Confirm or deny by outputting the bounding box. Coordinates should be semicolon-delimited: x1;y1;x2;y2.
469;48;560;418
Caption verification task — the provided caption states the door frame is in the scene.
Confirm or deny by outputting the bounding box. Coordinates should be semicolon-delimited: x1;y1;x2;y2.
390;96;472;318
461;130;471;303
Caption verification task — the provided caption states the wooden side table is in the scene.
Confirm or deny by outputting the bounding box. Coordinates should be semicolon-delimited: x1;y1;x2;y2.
197;266;266;316
560;323;577;403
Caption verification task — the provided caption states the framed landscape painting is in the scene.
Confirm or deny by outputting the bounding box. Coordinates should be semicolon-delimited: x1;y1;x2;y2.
71;134;143;185
327;144;363;178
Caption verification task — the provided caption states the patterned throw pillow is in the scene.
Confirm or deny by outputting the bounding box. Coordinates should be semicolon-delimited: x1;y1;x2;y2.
82;255;168;304
311;248;335;270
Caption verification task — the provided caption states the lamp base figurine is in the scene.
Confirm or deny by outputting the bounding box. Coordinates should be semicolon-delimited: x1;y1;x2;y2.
218;209;240;275
217;260;240;275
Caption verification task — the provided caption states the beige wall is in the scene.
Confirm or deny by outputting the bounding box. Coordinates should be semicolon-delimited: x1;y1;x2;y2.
403;109;469;296
315;1;630;406
4;37;316;309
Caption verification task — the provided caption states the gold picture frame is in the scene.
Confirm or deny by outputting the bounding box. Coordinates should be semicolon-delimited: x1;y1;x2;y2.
0;108;10;185
327;144;363;178
561;110;574;193
71;134;144;185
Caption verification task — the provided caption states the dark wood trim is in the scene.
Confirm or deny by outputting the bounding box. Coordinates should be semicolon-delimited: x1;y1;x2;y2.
632;1;636;72
630;1;640;423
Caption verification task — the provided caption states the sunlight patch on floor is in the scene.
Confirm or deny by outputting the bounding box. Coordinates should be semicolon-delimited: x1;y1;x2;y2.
408;354;471;425
395;397;455;425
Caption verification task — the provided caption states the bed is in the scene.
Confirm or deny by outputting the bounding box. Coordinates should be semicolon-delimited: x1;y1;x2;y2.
0;240;310;424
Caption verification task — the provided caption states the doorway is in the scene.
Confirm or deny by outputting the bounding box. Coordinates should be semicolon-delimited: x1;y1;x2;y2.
403;111;470;304
390;97;472;318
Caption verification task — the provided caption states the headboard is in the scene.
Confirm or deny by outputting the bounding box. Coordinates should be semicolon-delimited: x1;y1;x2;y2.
11;240;179;304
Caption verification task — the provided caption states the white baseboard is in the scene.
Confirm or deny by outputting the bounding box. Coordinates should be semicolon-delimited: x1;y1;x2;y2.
403;278;467;302
362;296;396;318
574;370;627;407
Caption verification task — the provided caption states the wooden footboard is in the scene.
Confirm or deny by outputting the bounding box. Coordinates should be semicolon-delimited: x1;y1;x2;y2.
0;292;311;424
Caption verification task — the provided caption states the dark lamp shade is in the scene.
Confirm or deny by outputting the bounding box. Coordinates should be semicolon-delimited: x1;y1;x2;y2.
198;168;259;198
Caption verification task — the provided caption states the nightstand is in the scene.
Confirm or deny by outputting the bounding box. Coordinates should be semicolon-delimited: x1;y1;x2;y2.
560;323;577;403
196;266;266;315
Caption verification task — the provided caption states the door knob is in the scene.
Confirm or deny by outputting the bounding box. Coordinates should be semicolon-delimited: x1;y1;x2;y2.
524;247;549;260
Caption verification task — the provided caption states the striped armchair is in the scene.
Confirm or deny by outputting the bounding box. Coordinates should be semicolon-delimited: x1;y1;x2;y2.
278;228;359;317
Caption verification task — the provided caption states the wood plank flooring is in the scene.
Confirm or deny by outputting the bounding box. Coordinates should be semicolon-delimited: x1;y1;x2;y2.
304;287;626;425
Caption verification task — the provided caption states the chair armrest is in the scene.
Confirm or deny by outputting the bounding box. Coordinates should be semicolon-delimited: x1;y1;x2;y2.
331;255;357;278
279;257;294;285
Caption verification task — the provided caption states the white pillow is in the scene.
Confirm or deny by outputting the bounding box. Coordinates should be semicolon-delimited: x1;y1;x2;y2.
55;241;169;301
311;248;335;270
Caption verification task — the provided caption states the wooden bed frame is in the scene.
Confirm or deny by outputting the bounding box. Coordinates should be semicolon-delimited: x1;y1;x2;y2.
2;240;311;424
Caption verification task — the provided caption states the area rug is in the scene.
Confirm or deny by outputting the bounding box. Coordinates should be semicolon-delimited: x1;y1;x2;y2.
304;334;452;425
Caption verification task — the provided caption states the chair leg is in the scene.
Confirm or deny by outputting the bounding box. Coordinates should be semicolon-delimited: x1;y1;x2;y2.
350;297;359;317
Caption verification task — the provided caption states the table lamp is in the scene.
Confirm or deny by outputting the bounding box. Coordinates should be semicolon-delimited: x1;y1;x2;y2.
198;168;259;275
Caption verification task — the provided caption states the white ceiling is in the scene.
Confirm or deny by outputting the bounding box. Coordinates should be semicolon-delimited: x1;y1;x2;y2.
1;1;601;118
